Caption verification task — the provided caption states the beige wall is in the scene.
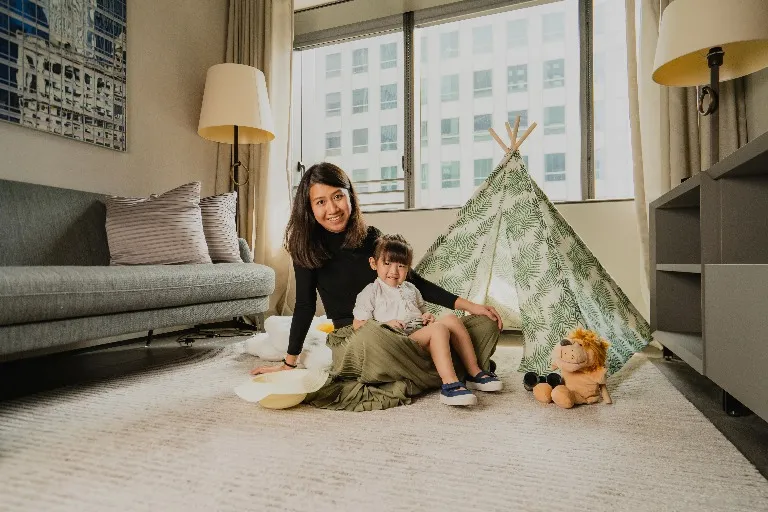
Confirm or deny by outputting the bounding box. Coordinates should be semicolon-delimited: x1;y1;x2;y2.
746;68;768;141
0;0;228;198
368;199;648;319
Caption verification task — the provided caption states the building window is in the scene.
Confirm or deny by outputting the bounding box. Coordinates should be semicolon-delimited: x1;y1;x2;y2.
473;70;492;98
545;153;566;181
508;110;528;130
441;118;459;145
381;125;397;151
507;64;527;93
420;78;427;105
353;168;369;192
544;106;565;134
352;88;368;113
544;59;565;88
352;48;368;74
353;128;368;154
474;114;492;141
441;74;459;102
325;92;341;117
421;163;429;190
440;31;459;58
473;26;493;54
441;161;461;188
380;42;397;69
325;131;341;156
507;19;527;48
381;166;398;191
326;53;341;78
474;158;494;185
595;148;603;179
543;12;565;42
380;84;397;110
421;121;428;147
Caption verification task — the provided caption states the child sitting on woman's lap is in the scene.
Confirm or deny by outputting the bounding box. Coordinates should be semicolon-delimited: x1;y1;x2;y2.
352;234;502;406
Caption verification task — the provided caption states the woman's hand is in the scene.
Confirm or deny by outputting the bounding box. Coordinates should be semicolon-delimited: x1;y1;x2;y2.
421;312;436;325
455;298;503;330
385;319;405;330
250;354;298;375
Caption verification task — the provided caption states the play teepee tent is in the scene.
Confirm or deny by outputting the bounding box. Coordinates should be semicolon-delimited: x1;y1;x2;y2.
414;120;651;375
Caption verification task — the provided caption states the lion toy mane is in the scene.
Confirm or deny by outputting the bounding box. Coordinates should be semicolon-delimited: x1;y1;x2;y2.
532;328;613;408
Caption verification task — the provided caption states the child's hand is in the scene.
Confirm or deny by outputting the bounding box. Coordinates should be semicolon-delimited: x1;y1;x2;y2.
385;319;405;330
421;312;435;325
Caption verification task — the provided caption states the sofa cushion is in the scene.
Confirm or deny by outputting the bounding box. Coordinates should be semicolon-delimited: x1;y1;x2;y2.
200;192;242;263
0;264;275;325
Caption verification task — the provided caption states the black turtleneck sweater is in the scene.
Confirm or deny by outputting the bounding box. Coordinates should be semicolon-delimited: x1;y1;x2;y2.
287;225;458;355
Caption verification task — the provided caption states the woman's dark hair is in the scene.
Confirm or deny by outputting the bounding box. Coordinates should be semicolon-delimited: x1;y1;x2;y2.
373;234;413;267
284;162;368;268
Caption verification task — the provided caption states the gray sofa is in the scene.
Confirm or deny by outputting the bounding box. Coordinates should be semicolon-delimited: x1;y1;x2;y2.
0;178;275;359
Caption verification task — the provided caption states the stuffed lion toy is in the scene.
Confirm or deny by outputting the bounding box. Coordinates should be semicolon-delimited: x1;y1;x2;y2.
533;328;613;408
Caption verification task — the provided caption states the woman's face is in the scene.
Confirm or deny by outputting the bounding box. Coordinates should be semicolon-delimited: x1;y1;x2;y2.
309;183;352;233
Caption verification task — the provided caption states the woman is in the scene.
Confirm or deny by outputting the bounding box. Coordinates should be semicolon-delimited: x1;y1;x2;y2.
251;162;502;411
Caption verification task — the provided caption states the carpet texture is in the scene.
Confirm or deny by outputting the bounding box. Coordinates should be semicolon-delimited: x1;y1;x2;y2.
1;342;766;512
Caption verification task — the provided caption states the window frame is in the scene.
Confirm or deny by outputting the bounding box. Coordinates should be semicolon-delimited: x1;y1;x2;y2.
293;0;601;210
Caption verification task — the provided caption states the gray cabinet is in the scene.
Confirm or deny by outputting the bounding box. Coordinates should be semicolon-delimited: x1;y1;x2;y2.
650;131;768;421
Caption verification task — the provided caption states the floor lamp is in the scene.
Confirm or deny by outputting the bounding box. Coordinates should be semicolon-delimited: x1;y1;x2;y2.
652;0;768;166
198;63;275;230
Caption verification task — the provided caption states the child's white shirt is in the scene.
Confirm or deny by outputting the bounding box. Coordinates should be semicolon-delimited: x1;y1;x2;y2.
353;278;426;324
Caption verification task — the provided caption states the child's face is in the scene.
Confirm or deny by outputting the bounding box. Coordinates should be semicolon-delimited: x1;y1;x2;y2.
369;255;409;287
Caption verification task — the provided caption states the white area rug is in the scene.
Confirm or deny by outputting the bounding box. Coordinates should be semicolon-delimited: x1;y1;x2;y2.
1;342;766;512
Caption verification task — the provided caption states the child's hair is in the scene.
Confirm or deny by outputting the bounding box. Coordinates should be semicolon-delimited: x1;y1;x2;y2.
373;234;413;267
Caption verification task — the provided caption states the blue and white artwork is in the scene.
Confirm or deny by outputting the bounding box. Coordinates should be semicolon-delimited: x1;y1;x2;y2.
0;0;127;151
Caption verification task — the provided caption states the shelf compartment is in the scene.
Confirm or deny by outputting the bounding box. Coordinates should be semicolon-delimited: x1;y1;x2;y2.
651;174;702;209
719;175;768;263
652;207;701;265
656;264;701;274
653;271;701;334
653;330;704;374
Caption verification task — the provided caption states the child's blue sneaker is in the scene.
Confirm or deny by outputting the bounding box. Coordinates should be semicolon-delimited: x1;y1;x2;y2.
465;370;503;392
440;382;478;406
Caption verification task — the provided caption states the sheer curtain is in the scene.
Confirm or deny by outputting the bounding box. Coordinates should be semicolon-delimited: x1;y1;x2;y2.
216;0;295;316
625;0;748;312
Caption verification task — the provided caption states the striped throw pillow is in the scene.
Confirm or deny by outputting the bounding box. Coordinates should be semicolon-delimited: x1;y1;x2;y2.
200;191;242;263
104;182;212;265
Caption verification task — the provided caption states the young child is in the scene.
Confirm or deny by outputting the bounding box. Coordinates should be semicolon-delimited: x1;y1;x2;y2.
352;234;502;406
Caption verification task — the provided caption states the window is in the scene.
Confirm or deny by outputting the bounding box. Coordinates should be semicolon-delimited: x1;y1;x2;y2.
326;53;341;78
380;84;397;110
421;36;428;63
474;114;492;141
325;131;341;156
440;31;459;58
352;48;368;73
507;64;527;92
380;42;397;69
353;168;369;192
421;163;429;189
421;121;428;147
473;70;492;98
473;26;493;54
595;149;603;179
441;118;459;145
325;92;341;117
543;12;565;42
352;88;368;113
353;128;368;153
441;161;460;188
544;59;565;88
420;78;427;105
381;125;397;151
508;110;528;130
544;106;565;134
507;19;527;48
474;158;493;185
381;166;398;191
545;153;566;181
441;74;459;102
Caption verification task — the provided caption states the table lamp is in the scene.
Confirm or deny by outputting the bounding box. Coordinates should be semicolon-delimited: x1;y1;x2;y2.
198;63;275;222
652;0;768;165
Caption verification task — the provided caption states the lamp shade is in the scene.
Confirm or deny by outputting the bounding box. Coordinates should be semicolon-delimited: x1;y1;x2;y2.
198;63;275;144
652;0;768;86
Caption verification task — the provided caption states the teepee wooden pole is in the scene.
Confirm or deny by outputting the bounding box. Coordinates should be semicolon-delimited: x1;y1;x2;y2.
488;128;509;153
506;118;519;147
513;122;537;151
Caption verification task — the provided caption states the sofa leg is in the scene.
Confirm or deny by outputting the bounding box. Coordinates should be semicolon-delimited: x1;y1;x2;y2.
145;329;154;348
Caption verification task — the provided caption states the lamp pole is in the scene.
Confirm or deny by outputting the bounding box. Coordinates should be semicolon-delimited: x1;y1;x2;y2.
698;46;724;166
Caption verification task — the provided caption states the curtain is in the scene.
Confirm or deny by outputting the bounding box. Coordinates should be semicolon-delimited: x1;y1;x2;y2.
625;0;749;313
216;0;295;316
